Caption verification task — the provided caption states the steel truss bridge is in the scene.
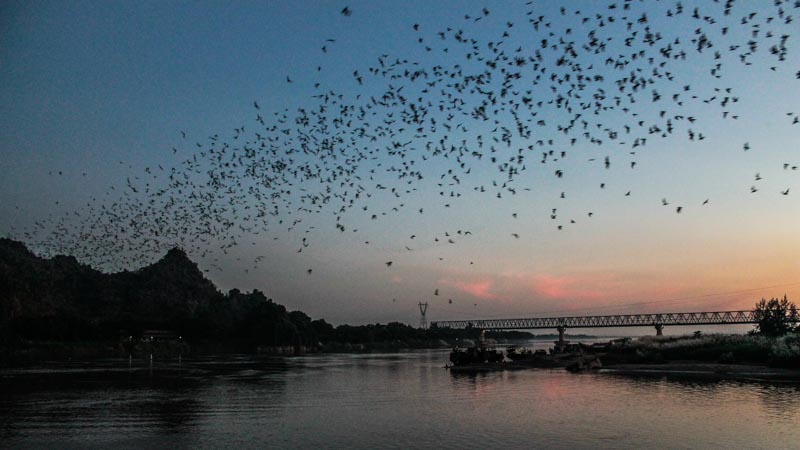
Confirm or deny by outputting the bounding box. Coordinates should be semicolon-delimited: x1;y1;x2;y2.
430;310;789;335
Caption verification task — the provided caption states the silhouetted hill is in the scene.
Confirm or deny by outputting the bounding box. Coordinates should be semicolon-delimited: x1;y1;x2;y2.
0;238;108;337
0;239;319;346
118;247;220;329
0;239;530;359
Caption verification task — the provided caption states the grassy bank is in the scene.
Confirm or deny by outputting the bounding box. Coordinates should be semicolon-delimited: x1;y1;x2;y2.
603;333;800;368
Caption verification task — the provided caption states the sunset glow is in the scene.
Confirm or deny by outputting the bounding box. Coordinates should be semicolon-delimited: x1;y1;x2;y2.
1;0;798;326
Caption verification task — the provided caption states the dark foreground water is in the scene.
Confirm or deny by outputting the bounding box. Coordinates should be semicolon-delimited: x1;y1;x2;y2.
2;349;799;449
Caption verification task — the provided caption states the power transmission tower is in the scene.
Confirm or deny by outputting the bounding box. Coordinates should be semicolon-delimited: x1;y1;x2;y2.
418;302;428;329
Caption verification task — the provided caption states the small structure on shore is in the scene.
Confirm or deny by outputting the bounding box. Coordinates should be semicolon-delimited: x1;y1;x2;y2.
142;330;181;342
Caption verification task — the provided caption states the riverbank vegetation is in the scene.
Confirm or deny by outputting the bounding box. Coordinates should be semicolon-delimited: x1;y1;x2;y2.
752;295;798;337
601;296;799;368
605;332;800;368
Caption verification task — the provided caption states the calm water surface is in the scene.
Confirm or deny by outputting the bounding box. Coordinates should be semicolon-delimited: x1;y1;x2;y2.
1;348;799;449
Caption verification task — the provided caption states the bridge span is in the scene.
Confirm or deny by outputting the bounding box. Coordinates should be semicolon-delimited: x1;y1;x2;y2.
430;310;782;339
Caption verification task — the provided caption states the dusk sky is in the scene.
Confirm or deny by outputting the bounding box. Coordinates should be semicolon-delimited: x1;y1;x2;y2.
1;0;798;328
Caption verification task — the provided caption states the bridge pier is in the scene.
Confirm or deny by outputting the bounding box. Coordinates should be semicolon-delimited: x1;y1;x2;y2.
555;325;567;352
655;324;664;336
557;326;566;344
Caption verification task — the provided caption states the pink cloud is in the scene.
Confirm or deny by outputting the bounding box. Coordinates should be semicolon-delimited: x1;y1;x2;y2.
458;280;497;300
438;272;619;304
435;269;777;315
440;278;499;300
445;271;668;304
525;273;614;302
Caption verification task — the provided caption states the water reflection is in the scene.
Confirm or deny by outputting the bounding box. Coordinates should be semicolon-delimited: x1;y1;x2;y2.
757;384;800;422
0;355;291;446
2;352;799;449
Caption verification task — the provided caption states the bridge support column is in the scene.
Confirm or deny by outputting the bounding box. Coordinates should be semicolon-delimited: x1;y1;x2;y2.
655;324;664;336
557;326;566;346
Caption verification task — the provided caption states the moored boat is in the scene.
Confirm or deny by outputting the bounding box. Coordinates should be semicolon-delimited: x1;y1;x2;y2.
505;345;548;361
447;330;504;370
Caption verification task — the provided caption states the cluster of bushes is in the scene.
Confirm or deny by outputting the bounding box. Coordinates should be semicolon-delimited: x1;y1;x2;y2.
614;296;800;366
752;295;798;337
622;334;769;364
614;331;800;367
768;334;800;368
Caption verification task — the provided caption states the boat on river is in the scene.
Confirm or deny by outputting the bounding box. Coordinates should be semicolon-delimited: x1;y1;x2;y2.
446;331;507;371
447;335;603;372
505;345;548;361
448;345;504;369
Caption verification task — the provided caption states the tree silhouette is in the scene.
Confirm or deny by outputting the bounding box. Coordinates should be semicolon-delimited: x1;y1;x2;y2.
753;296;797;337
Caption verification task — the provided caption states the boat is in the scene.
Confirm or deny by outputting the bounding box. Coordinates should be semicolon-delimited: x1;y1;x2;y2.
447;331;505;371
447;332;604;372
505;345;548;361
449;345;504;365
504;345;562;368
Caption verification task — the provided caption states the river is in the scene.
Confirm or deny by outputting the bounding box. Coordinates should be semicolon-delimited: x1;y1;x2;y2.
2;348;799;449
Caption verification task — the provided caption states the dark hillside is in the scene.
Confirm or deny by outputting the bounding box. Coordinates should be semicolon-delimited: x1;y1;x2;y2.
0;239;529;359
0;239;309;345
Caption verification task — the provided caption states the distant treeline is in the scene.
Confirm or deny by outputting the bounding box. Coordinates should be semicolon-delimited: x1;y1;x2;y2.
0;239;529;353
